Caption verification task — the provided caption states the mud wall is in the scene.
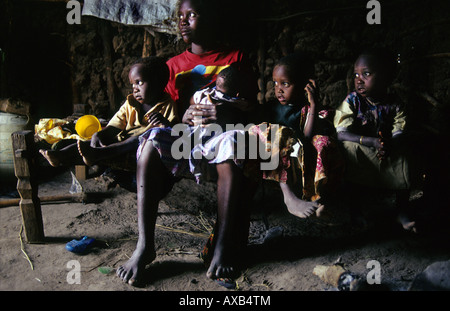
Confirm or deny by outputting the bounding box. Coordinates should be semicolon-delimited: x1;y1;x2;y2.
1;0;449;138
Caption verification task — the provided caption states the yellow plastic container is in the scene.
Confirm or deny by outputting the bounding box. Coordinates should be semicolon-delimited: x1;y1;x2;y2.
75;115;102;140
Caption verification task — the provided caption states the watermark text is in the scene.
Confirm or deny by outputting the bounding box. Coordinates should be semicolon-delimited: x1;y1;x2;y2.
66;0;81;24
367;0;381;24
66;260;81;284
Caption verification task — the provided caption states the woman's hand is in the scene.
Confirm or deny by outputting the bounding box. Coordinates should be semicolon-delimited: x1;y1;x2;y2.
182;104;217;126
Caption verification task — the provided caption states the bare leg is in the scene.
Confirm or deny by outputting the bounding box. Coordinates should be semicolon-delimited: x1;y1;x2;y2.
396;189;417;232
77;136;139;166
39;143;83;167
206;161;248;280
116;142;174;286
280;182;319;218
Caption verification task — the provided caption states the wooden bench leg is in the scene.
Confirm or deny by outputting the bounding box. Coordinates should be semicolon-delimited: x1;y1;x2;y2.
12;130;45;243
75;165;88;181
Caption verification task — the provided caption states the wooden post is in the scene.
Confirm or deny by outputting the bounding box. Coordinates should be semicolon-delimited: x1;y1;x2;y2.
12;130;44;243
75;164;88;181
99;21;118;116
142;29;154;58
70;54;87;116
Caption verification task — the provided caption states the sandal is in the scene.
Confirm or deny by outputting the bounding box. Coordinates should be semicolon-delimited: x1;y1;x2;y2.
215;278;237;290
65;236;95;253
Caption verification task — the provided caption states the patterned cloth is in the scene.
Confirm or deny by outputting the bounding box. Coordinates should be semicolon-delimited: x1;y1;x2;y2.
136;125;245;181
246;123;296;184
192;86;249;109
334;91;406;138
245;122;344;202
185;105;344;202
137;127;189;176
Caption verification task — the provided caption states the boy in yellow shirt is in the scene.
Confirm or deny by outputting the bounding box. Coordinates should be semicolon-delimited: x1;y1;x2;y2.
40;56;178;169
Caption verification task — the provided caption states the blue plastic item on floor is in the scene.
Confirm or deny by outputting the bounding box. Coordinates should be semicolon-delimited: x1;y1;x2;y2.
65;236;95;253
215;278;237;289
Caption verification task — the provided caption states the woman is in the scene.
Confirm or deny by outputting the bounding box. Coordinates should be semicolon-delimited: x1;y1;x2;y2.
116;0;257;287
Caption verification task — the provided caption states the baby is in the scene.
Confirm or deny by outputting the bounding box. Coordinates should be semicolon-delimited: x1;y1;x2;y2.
190;65;249;129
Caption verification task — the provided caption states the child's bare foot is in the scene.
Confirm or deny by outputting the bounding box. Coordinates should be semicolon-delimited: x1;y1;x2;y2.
395;190;416;232
285;197;319;218
280;182;318;218
116;248;156;286
315;203;326;217
39;149;61;167
206;244;238;280
77;140;95;166
398;212;417;233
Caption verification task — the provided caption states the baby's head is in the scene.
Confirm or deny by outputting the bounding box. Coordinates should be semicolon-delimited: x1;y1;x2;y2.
215;65;241;98
128;56;169;105
273;53;314;106
353;48;397;99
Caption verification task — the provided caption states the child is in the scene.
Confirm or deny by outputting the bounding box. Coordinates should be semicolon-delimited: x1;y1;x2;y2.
190;65;251;128
333;48;414;231
194;53;344;218
39;56;178;170
248;53;344;219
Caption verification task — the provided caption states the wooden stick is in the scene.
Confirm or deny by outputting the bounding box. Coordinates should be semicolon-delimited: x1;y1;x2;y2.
0;193;86;208
418;92;441;108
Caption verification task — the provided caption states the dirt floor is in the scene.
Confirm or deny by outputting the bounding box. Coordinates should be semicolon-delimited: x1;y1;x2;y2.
1;166;449;295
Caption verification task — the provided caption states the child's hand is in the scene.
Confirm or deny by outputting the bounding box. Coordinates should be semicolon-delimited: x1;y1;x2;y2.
90;132;103;148
90;126;121;148
304;79;318;107
146;112;170;127
376;131;390;161
361;135;383;156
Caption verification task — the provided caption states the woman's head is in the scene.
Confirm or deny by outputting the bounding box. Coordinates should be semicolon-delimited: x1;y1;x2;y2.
128;57;169;105
273;53;314;106
176;0;219;46
353;48;397;99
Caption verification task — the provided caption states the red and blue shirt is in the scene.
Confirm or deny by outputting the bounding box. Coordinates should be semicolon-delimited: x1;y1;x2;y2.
165;49;256;113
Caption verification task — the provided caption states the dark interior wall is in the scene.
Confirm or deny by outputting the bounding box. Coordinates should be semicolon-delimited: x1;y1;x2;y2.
1;1;73;119
1;0;449;138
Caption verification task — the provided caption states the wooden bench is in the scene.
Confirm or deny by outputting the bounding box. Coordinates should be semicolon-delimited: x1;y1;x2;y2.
11;130;102;243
